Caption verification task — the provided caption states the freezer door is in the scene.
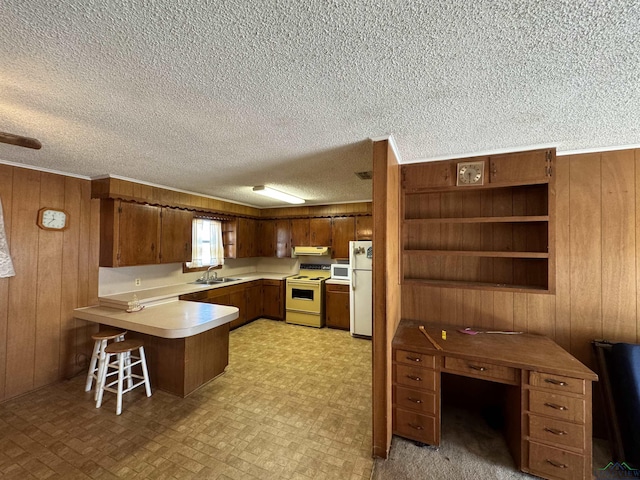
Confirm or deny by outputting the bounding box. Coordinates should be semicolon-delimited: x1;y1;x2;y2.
349;241;372;271
350;268;372;337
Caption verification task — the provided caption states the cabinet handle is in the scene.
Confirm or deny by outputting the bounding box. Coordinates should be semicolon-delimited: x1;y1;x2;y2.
545;459;568;469
407;397;423;404
468;365;487;372
408;423;424;431
544;427;568;436
406;356;421;362
406;375;422;382
544;378;568;387
544;402;568;411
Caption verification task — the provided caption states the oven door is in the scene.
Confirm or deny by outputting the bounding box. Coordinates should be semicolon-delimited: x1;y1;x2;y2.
286;280;321;313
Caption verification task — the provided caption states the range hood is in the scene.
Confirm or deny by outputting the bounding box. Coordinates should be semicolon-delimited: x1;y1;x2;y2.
292;246;331;257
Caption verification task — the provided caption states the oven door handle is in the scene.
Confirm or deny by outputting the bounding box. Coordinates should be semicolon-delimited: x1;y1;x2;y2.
287;281;320;288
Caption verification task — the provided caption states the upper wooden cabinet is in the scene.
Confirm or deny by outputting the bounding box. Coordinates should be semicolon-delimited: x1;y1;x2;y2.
160;207;193;264
401;148;555;293
224;217;257;258
331;217;355;259
275;219;291;258
356;215;373;240
290;219;310;247
310;218;332;246
257;220;276;257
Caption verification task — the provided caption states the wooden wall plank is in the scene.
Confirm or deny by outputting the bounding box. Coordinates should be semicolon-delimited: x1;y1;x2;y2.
554;156;571;351
0;164;14;400
492;291;514;331
569;153;603;366
6;168;41;397
34;173;65;388
601;150;636;343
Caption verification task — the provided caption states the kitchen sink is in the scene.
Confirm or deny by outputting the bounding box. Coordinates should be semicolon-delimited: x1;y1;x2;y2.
189;277;241;285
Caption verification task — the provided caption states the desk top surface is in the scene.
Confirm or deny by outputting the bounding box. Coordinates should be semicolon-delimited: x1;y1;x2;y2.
393;319;598;381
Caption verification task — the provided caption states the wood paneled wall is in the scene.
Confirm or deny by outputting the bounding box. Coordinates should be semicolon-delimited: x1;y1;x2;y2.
0;164;99;402
401;149;640;369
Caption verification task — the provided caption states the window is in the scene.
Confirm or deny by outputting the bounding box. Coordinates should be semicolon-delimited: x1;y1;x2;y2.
186;218;224;268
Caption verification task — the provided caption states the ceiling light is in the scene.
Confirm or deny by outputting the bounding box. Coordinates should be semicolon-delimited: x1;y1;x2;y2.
252;186;305;204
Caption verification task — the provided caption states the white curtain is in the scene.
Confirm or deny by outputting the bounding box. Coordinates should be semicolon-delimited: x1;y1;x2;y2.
188;218;224;268
0;198;15;278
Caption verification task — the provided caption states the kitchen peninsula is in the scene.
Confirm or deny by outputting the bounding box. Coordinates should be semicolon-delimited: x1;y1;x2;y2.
75;297;238;397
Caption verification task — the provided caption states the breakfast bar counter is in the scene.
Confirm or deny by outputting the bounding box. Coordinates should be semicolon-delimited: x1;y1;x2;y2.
75;301;239;397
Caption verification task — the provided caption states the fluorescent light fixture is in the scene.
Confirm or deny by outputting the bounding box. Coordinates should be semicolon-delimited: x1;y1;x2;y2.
252;185;305;204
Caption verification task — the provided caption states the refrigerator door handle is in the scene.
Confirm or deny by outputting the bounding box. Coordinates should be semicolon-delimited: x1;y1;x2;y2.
351;270;356;290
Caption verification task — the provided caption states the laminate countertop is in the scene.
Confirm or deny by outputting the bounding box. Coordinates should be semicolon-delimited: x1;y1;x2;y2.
74;301;239;339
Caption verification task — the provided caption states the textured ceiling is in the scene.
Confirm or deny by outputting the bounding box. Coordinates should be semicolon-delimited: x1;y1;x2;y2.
1;1;639;207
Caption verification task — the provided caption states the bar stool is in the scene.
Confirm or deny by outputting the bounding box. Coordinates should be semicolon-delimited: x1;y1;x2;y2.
96;339;152;415
85;329;127;399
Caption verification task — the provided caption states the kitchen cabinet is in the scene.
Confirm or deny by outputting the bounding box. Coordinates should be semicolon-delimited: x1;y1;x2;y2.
228;289;246;329
257;220;276;257
325;283;350;330
100;199;192;267
290;219;310;247
262;279;284;320
310;217;332;246
245;282;263;322
356;215;373;241
160;207;193;264
401;148;555;293
223;217;257;258
488;149;551;186
331;217;355;259
275;219;291;258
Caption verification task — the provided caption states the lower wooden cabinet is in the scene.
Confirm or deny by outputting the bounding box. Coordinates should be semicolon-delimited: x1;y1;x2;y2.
325;283;350;330
262;279;284;320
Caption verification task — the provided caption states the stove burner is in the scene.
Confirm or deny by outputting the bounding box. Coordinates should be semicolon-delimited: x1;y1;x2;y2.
309;277;324;280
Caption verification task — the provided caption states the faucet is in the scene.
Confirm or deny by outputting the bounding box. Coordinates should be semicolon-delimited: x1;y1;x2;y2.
205;266;217;282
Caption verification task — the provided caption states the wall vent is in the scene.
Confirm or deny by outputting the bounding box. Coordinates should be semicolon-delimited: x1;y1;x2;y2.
355;171;373;180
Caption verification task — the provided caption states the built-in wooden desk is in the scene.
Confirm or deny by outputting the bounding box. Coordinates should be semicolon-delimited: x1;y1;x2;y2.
392;319;598;480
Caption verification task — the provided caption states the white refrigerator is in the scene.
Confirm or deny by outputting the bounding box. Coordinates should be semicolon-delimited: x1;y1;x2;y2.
349;240;372;337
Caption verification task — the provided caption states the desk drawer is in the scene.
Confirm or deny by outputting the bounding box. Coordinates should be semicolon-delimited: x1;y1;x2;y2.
529;372;585;395
393;407;438;445
394;364;437;391
394;349;437;369
528;442;584;480
528;414;585;450
529;390;585;424
393;385;437;415
444;357;518;385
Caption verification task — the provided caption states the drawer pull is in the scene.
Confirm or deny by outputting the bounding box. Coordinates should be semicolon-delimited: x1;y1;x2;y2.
407;397;423;404
406;355;422;362
468;365;487;372
406;375;422;381
408;423;424;431
544;402;568;411
545;459;568;469
544;378;568;386
544;427;568;436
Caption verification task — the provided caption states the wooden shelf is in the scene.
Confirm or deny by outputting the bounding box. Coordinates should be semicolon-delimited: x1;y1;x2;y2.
403;215;549;224
403;250;549;259
402;278;550;293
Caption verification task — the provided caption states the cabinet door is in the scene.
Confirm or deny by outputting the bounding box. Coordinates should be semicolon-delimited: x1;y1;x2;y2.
237;218;257;258
290;218;310;247
222;219;237;259
245;283;263;321
262;280;284;320
275;219;291;258
331;217;355;259
228;289;247;329
160;208;193;264
489;149;552;185
356;215;373;241
325;284;350;330
402;161;456;191
118;201;161;266
257;220;276;257
310;218;332;246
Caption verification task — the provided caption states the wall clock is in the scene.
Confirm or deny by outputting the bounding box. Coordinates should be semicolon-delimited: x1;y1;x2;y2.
456;161;485;186
37;207;69;231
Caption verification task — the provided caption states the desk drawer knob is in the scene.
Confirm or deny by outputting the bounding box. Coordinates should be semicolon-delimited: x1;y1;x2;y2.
544;378;568;386
545;459;568;469
406;355;422;362
468;365;487;372
544;402;568;411
544;427;568;436
406;375;422;381
408;423;424;431
407;397;423;404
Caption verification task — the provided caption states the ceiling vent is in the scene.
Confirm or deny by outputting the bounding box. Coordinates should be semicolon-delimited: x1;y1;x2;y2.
355;171;373;180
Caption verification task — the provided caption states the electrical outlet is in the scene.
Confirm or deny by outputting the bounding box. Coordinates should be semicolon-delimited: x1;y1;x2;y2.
135;278;141;287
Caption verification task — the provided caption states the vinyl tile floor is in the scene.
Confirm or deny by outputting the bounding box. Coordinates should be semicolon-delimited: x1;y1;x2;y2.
0;319;373;480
